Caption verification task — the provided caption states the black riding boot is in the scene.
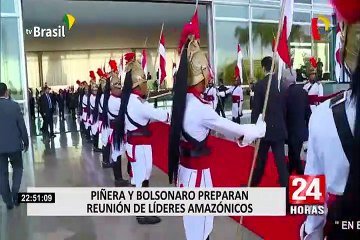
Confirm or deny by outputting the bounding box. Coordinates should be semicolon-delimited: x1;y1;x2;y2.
136;180;161;225
86;127;91;141
113;156;129;187
92;133;102;152
102;144;112;168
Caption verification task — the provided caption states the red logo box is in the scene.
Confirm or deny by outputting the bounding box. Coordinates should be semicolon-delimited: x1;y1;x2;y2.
289;175;326;205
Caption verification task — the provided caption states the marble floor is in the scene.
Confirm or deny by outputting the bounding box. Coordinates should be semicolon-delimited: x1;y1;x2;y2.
0;114;261;240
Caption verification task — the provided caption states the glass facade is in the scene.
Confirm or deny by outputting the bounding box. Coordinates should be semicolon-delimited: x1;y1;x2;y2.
1;0;33;158
214;0;336;88
26;48;181;90
1;17;24;100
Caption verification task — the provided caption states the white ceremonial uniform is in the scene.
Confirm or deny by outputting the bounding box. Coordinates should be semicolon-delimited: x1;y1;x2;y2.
225;85;243;119
107;94;124;162
204;86;218;110
303;82;324;112
125;93;169;187
81;95;89;128
99;94;108;147
300;91;355;240
178;92;265;240
89;94;97;135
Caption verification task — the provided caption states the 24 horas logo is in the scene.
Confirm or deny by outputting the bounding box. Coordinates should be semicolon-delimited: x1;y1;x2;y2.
25;14;76;38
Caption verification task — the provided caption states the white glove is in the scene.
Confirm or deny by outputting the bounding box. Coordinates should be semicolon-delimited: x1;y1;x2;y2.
237;114;266;147
255;114;266;138
218;91;226;97
303;141;308;151
299;222;324;240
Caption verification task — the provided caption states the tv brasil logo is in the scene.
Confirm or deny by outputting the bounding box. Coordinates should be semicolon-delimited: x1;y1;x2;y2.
25;14;76;38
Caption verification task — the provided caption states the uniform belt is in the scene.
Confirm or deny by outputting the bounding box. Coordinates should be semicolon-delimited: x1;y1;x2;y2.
126;128;152;145
204;95;214;101
179;148;211;170
232;96;241;103
179;146;211;158
110;120;117;129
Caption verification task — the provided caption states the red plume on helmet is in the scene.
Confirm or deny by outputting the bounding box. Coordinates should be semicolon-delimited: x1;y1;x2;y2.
96;68;104;78
310;57;317;68
178;23;195;54
109;60;118;72
76;80;81;85
89;71;96;80
124;52;136;64
178;7;201;54
331;0;360;24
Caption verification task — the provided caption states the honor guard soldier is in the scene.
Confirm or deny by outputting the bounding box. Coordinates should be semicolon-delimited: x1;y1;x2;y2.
300;1;360;239
89;71;103;152
104;61;129;187
81;81;91;140
203;82;218;110
96;68;112;166
303;57;324;112
113;53;170;225
168;26;266;240
77;80;85;133
99;68;113;169
219;77;244;123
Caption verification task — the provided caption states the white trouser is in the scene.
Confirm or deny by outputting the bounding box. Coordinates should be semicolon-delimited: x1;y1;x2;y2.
81;112;89;128
91;120;99;136
231;102;243;119
100;126;110;147
125;144;153;187
177;165;214;240
211;100;218;110
97;120;103;148
111;142;125;163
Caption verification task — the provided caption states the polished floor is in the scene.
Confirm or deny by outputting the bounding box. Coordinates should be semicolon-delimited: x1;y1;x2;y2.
0;114;261;240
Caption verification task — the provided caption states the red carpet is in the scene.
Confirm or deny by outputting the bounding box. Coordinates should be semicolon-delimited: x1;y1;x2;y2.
149;122;305;240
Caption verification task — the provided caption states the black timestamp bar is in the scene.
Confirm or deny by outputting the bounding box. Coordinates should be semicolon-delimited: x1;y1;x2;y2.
18;192;55;203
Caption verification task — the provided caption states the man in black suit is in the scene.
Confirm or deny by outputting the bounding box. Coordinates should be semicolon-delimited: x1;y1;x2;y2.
40;86;55;138
283;69;311;174
68;88;77;120
216;78;227;117
0;83;29;209
250;56;288;187
57;89;65;119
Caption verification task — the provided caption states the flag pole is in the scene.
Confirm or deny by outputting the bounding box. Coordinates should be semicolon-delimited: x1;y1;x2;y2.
144;37;148;48
236;0;288;239
153;22;164;91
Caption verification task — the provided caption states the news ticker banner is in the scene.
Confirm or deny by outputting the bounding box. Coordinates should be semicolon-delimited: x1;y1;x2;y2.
23;187;286;216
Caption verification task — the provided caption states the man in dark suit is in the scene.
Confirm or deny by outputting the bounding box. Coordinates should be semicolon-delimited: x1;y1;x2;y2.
283;69;311;174
0;83;29;209
68;88;77;120
250;56;288;187
57;89;65;119
216;78;227;117
40;86;55;138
